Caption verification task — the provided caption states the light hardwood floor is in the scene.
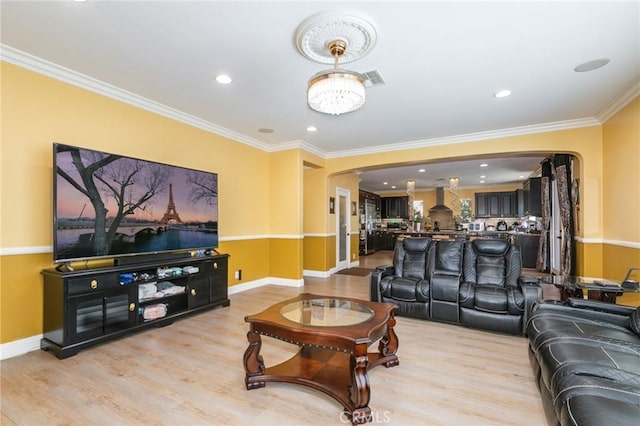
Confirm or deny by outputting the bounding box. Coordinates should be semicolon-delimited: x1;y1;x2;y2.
1;251;547;425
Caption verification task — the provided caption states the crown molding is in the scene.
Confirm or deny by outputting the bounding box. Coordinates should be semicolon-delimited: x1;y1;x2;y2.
325;117;601;159
2;44;617;161
0;44;271;152
595;76;640;123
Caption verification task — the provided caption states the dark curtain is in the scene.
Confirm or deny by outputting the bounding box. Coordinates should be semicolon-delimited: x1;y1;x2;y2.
536;159;552;272
554;154;576;276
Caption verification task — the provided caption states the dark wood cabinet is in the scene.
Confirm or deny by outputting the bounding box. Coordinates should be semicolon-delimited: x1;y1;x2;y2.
41;254;229;359
381;196;409;219
475;191;517;218
516;234;540;268
522;177;542;216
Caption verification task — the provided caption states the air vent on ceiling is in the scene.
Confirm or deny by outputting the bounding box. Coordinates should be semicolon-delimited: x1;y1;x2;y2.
362;70;385;88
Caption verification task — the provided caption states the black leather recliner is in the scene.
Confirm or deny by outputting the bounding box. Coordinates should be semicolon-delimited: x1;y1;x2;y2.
370;237;542;335
374;237;433;319
527;299;640;425
458;239;540;334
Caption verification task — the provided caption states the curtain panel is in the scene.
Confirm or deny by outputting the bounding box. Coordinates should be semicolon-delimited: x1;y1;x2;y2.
537;159;552;272
554;155;575;276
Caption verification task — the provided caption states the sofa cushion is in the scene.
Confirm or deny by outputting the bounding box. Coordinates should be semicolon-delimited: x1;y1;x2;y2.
393;237;431;280
629;307;640;336
459;284;524;314
380;277;430;303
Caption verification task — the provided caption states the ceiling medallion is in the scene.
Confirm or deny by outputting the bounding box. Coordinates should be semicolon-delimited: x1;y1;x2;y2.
295;12;378;64
295;12;377;116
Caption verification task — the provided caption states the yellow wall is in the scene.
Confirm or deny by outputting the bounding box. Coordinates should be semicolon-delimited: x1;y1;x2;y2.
601;97;640;282
0;62;274;343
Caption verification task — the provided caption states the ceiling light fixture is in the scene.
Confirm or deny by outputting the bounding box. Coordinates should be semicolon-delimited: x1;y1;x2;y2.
494;89;512;98
295;12;377;116
480;163;488;167
306;126;317;132
307;39;366;115
418;168;426;173
215;74;232;84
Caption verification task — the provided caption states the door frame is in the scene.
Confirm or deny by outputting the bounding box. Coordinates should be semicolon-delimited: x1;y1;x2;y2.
335;187;351;271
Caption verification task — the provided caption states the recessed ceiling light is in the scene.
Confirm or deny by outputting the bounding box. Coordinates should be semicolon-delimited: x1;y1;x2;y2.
258;128;274;133
391;185;396;189
574;58;610;73
215;74;232;84
494;89;512;98
306;126;317;132
480;175;486;179
480;180;485;184
418;168;426;173
383;182;388;185
480;163;488;167
519;175;525;179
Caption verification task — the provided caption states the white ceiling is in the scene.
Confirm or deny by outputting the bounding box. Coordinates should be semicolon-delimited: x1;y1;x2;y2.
1;1;638;190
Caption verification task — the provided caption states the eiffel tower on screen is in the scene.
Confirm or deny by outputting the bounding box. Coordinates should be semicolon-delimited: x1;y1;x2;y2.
160;184;183;223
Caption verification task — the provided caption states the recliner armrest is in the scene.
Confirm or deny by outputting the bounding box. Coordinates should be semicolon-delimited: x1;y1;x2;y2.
520;280;542;335
370;266;396;303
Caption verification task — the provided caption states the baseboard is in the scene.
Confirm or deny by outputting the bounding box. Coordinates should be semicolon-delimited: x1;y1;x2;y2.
303;269;331;278
1;334;42;360
303;261;361;278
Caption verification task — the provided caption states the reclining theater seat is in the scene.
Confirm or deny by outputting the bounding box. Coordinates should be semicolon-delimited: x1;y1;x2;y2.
370;237;432;319
370;237;542;335
459;239;539;335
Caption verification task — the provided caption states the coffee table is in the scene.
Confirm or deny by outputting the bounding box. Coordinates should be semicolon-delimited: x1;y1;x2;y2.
541;275;637;303
243;293;399;424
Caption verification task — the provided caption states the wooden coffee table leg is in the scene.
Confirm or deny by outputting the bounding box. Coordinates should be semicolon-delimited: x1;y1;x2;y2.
243;330;265;390
348;345;372;424
378;311;399;367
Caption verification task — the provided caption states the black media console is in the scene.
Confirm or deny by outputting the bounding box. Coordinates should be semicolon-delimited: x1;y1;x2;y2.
41;253;230;359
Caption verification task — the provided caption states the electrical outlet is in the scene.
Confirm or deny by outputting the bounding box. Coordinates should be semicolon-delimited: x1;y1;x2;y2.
235;270;242;280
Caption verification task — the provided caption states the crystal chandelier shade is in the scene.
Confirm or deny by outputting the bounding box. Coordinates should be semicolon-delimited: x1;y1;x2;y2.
307;39;366;115
307;69;365;115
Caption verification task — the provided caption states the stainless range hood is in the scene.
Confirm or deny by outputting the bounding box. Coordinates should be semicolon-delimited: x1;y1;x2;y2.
428;187;455;230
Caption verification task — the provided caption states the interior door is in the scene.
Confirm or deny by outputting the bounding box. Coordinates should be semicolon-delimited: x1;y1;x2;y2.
336;188;350;271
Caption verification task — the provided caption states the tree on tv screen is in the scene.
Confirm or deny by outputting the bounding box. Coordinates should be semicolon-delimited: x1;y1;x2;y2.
57;145;169;256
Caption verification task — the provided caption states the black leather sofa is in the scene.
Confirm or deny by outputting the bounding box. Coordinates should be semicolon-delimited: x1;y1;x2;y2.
370;237;542;335
527;299;640;425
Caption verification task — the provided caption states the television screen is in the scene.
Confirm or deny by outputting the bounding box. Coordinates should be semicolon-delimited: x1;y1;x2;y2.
53;143;218;263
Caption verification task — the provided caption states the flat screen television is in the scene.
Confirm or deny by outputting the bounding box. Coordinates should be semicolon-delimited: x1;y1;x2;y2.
53;143;218;264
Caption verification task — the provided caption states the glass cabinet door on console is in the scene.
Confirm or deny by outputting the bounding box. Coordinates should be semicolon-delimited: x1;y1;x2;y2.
67;287;136;344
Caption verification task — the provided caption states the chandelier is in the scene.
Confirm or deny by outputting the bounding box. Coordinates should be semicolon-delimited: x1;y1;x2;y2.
307;39;366;115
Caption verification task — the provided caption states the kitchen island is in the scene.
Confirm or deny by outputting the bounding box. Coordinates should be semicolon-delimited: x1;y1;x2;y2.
368;230;542;270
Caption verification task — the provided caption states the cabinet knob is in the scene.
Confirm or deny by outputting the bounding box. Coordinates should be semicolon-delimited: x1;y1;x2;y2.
90;280;98;289
213;262;218;269
129;303;135;312
191;289;196;296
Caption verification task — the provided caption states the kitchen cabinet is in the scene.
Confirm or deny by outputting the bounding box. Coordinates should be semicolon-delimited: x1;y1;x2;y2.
516;233;540;268
475;191;516;218
381;196;409;219
521;177;542;216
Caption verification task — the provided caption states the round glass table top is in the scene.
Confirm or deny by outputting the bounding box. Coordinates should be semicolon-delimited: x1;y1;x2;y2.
279;298;374;327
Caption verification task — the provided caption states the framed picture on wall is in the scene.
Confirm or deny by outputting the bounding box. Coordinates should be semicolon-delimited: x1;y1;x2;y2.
351;201;357;216
329;197;335;214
